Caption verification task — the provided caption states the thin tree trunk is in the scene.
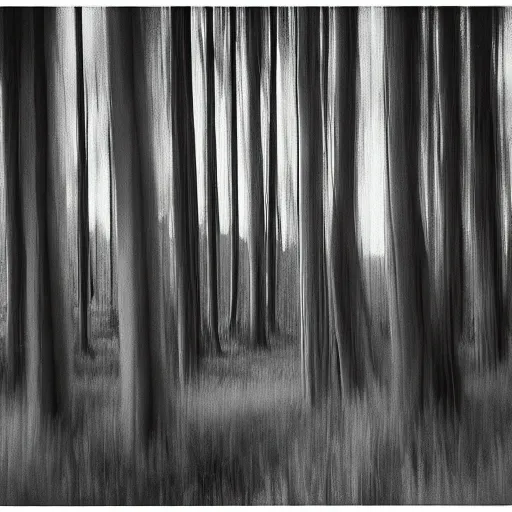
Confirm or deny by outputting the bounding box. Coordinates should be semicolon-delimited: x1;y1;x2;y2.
242;8;268;349
205;7;222;354
108;117;117;331
297;8;326;404
171;7;201;386
75;7;93;356
107;7;154;456
266;7;278;335
1;8;25;392
470;8;507;369
228;7;239;334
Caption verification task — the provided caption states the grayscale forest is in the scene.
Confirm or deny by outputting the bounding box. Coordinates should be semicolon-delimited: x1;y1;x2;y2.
0;5;512;505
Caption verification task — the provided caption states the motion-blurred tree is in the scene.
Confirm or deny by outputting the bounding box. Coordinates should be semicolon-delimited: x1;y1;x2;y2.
1;8;24;392
241;8;268;349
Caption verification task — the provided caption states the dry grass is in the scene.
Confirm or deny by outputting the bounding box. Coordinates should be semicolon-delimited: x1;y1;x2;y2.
0;308;512;504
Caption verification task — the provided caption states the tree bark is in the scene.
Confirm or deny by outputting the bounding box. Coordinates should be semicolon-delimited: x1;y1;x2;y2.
1;8;25;392
228;7;240;334
170;7;201;385
75;7;93;356
241;8;268;349
204;7;222;354
470;8;507;369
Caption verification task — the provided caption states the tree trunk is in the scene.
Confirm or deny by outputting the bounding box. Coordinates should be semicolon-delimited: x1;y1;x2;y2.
384;8;432;439
170;7;201;386
297;8;327;404
132;7;171;428
470;8;507;369
241;8;268;349
266;7;278;335
327;7;376;398
108;117;118;331
107;7;155;457
75;7;93;356
1;8;25;392
429;7;463;415
204;7;222;354
228;7;239;334
22;7;72;436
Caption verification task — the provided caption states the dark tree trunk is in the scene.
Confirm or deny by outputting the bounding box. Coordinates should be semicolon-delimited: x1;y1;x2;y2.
328;7;375;397
266;7;278;335
171;7;201;385
430;7;463;415
470;8;507;369
205;7;222;354
228;7;239;335
108;117;118;331
23;7;72;436
107;7;155;456
297;8;327;404
243;8;268;349
384;8;432;440
75;7;93;356
1;8;25;392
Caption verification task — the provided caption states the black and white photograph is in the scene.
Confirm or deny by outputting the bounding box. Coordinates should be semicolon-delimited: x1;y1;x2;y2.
0;4;510;505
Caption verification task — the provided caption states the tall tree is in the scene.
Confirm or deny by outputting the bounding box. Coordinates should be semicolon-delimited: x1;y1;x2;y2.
470;8;507;369
297;7;327;403
1;8;25;391
228;7;239;334
241;8;268;349
108;115;118;330
107;7;159;456
327;7;375;396
384;8;433;439
429;8;463;414
170;7;201;385
266;7;278;335
22;7;72;435
75;7;93;356
204;7;222;354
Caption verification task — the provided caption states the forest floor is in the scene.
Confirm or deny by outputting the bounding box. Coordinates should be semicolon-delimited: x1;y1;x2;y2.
1;312;512;504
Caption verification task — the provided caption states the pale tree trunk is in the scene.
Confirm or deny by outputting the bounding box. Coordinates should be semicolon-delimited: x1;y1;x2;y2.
241;8;268;349
228;7;239;334
297;7;327;404
384;8;432;439
75;7;93;356
327;7;375;398
1;8;25;392
430;8;463;415
170;7;201;386
266;7;278;335
22;7;72;436
470;8;507;370
107;7;155;456
204;7;222;354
